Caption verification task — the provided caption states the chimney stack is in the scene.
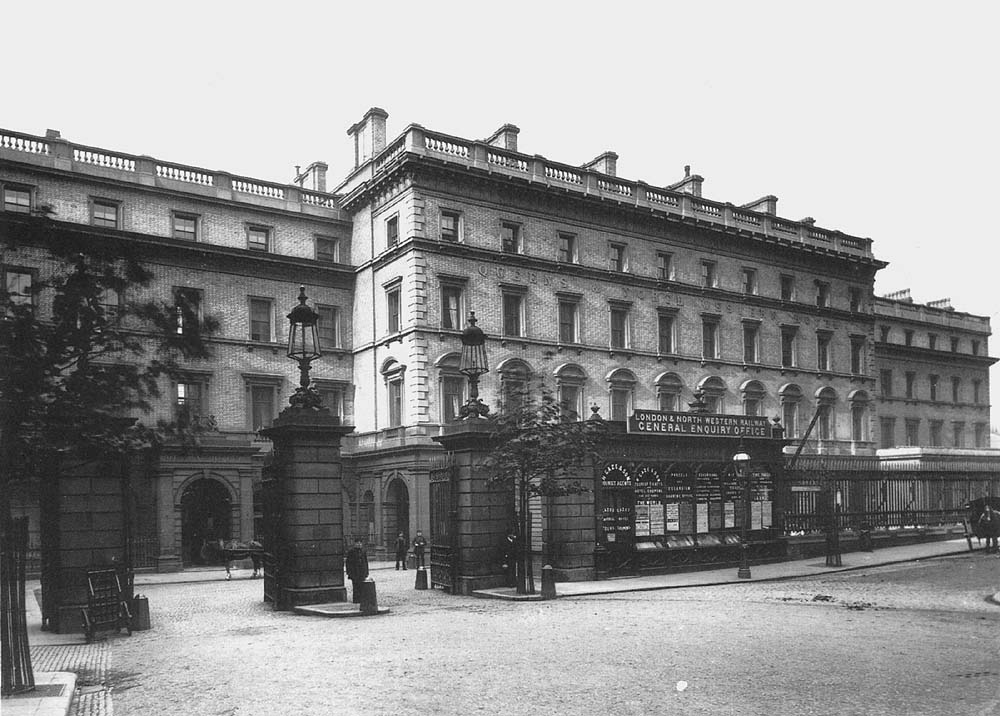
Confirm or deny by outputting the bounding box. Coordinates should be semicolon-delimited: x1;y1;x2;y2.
347;107;389;169
740;195;778;216
582;151;618;177
669;166;703;197
484;124;520;152
294;161;329;192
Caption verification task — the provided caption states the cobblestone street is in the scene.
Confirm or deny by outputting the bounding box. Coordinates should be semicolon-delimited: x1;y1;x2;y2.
26;553;993;716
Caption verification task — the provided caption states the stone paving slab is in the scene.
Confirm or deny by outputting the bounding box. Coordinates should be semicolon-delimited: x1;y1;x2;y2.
1;671;76;716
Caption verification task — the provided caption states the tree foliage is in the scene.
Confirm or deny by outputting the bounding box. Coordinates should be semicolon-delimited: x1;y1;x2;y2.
0;209;219;478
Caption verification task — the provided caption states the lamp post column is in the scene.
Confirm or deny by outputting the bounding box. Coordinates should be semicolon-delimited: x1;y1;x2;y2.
734;439;752;580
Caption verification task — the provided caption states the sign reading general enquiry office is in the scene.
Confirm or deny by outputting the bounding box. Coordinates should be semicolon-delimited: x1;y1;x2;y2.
628;411;770;438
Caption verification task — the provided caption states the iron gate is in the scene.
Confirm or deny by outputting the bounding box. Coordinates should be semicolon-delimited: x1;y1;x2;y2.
429;465;457;592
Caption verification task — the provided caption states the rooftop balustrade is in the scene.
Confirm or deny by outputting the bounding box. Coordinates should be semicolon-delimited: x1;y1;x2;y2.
0;128;344;217
363;125;876;260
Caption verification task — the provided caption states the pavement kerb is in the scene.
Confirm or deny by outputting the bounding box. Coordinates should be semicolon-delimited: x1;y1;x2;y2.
1;671;76;716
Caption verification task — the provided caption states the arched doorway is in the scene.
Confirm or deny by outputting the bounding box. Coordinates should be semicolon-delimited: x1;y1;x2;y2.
383;478;409;547
180;478;232;565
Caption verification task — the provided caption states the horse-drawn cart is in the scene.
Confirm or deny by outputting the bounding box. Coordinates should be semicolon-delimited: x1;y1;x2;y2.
963;496;1000;551
201;539;265;579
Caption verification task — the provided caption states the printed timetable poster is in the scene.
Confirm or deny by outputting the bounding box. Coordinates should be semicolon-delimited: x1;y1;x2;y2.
665;503;680;532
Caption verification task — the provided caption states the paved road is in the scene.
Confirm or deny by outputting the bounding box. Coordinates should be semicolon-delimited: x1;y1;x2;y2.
87;554;1000;715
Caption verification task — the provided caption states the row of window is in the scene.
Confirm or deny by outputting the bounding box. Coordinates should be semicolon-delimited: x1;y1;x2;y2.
879;417;989;449
176;377;346;433
385;208;866;311
1;184;344;261
879;369;984;405
878;324;984;356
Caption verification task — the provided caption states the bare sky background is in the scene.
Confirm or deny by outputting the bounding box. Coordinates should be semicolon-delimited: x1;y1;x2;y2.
5;1;999;426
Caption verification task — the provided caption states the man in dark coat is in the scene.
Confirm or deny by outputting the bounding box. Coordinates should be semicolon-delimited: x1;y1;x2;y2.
345;538;369;603
979;504;999;553
411;530;428;569
394;532;409;570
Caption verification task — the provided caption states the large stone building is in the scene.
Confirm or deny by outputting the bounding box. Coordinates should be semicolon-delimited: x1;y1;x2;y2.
1;108;994;569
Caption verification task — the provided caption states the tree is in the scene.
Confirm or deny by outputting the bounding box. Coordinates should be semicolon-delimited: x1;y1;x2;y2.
480;384;607;594
0;208;217;693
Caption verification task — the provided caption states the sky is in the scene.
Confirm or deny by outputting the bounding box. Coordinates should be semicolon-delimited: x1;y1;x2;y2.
5;0;999;425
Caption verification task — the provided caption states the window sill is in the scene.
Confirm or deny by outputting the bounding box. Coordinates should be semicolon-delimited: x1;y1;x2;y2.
246;342;281;354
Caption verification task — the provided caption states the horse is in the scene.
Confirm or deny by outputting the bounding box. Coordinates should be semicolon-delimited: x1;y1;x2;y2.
964;497;1000;551
201;539;264;579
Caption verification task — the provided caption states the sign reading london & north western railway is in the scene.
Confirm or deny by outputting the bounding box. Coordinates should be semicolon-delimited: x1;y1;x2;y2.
627;411;770;438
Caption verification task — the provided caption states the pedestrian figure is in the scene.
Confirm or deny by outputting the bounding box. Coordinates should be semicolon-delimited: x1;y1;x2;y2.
411;530;428;569
345;538;369;603
394;532;409;570
502;529;519;587
979;504;999;553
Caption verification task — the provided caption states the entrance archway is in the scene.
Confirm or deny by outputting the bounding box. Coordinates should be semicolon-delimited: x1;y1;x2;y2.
180;478;232;565
383;478;410;547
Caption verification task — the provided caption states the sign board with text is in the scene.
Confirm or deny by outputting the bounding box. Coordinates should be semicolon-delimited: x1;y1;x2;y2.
628;411;770;438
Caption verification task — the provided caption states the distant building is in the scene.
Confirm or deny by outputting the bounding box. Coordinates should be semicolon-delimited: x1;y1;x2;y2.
1;110;994;569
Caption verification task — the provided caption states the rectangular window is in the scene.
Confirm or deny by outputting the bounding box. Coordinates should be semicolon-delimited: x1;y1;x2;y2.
610;307;629;349
657;252;673;280
781;326;798;368
173;287;202;336
386;285;401;334
817;405;832;441
951;377;961;403
99;286;121;318
172;212;198;241
929;375;939;402
315;236;340;263
659;390;679;412
247;225;270;252
176;380;206;422
852;404;866;442
317;305;340;348
971;340;981;356
441;211;460;242
250;385;276;432
501;222;520;254
558;233;577;263
558;300;578;344
880;417;896;449
702;318;719;360
502;292;523;337
742;268;758;295
975;423;987;448
559;384;581;422
879;325;891;343
880;369;893;398
3;185;31;213
928;333;938;350
849;287;863;313
950;337;959;352
701;260;717;288
952;422;964;448
816;332;831;371
442;376;465;423
609;243;626;272
249;298;273;342
91;200;119;228
743;322;759;364
905;371;915;399
905;419;919;447
780;274;795;301
4;268;34;307
388;378;403;427
973;379;982;405
315;384;345;419
386;215;399;248
441;284;463;330
610;388;630;422
815;281;830;308
658;313;675;354
782;401;798;438
904;330;914;347
850;337;865;374
929;421;943;447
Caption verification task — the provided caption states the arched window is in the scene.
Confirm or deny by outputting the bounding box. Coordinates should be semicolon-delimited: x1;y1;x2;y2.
698;376;726;414
606;368;637;422
815;387;838;441
381;358;406;428
655;372;684;412
849;390;870;442
779;383;803;438
554;363;587;421
435;353;465;423
740;380;766;417
497;358;533;411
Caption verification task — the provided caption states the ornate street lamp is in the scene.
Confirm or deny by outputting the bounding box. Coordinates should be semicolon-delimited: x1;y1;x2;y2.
733;439;752;579
285;286;323;410
458;311;490;419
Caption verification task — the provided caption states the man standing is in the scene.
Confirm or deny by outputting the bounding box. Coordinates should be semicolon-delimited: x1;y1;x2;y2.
411;530;428;568
394;532;409;570
345;538;369;603
979;504;999;553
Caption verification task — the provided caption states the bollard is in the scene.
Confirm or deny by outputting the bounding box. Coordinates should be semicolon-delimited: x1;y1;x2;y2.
414;567;428;590
540;565;556;600
359;577;379;615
